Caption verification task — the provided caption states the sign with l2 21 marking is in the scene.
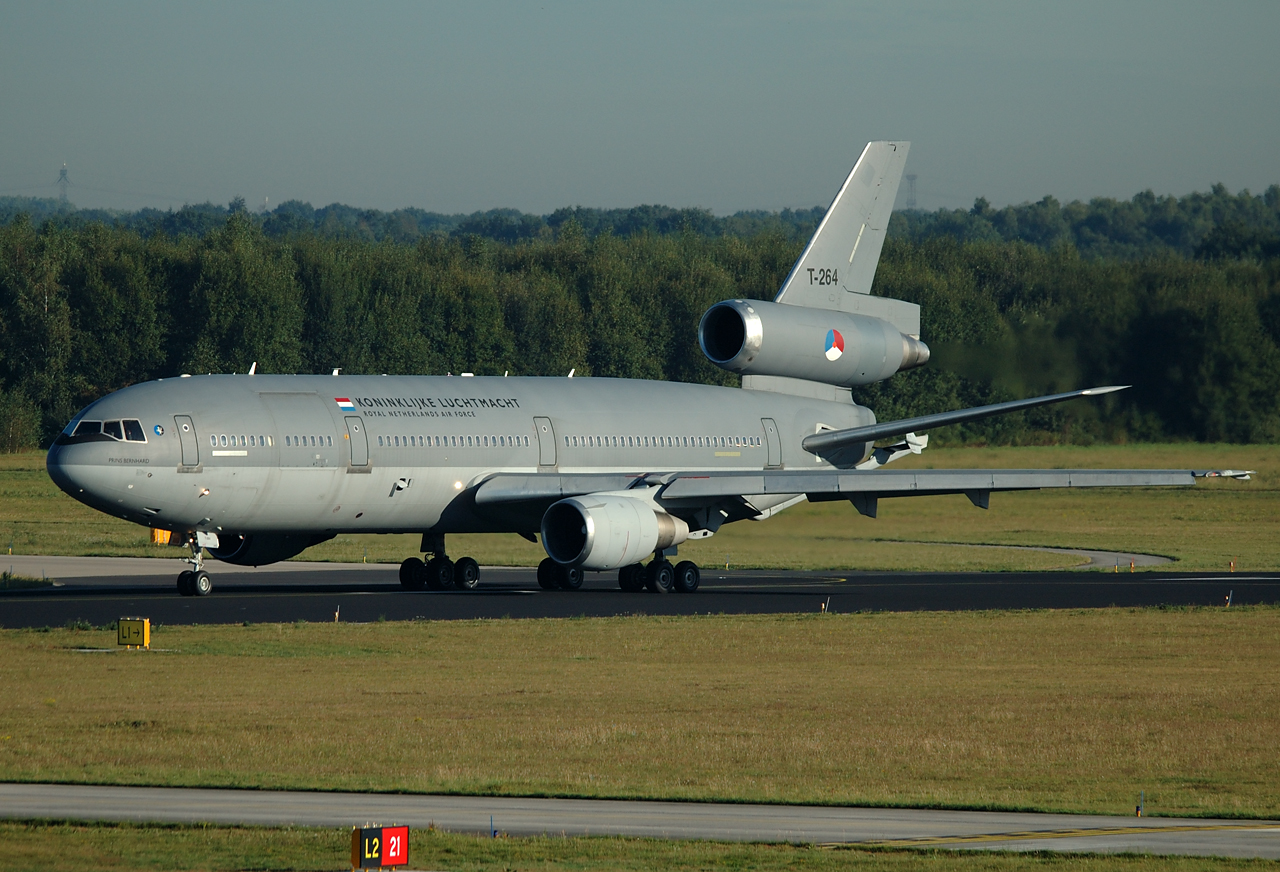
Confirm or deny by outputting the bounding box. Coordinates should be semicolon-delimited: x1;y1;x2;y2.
351;825;408;868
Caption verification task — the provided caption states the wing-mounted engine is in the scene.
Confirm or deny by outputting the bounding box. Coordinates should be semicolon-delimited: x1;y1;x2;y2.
208;533;334;566
541;495;689;570
699;298;929;388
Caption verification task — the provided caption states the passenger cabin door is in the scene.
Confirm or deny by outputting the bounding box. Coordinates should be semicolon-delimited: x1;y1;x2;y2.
345;417;369;467
761;418;782;468
174;415;199;468
534;417;557;467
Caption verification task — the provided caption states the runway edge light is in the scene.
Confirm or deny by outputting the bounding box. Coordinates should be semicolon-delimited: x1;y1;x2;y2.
352;825;409;869
117;617;149;650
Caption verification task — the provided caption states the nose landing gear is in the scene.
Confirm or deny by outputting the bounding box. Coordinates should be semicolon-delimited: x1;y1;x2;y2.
176;534;213;597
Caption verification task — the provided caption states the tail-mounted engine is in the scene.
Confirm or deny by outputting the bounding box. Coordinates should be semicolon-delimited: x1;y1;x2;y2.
541;495;689;570
699;299;929;388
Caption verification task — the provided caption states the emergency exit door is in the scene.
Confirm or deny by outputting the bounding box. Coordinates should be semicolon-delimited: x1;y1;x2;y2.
174;415;199;467
761;418;781;467
534;417;557;467
345;417;369;466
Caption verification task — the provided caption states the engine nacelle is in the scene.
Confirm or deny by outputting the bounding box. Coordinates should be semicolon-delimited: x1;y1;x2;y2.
541;495;689;570
208;533;334;566
699;299;929;388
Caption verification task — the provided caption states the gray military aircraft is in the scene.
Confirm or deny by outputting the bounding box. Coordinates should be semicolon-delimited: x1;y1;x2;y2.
45;142;1250;596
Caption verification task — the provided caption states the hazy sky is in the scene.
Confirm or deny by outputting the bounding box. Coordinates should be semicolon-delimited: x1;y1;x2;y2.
2;2;1277;214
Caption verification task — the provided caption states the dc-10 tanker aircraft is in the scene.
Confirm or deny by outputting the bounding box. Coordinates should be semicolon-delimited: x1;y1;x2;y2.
46;142;1250;596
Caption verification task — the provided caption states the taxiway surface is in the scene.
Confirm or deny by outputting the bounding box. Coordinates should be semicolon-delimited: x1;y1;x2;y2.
1;557;1276;627
2;784;1276;858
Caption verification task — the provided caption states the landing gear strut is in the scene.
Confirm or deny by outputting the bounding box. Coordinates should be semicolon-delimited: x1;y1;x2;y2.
400;534;481;592
176;533;212;597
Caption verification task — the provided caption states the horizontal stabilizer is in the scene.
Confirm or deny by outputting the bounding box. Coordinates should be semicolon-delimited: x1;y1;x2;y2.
802;386;1128;456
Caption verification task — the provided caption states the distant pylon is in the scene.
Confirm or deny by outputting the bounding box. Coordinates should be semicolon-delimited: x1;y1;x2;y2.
904;174;917;209
57;163;70;203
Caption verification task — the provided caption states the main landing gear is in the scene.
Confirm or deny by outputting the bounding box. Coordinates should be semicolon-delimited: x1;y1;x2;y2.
176;533;212;597
536;558;584;590
399;535;481;591
533;555;701;593
619;558;700;593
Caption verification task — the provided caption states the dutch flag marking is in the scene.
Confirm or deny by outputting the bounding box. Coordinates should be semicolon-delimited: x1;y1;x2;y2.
335;397;356;411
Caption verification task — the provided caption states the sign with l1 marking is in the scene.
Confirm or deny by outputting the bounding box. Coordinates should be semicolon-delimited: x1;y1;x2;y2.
351;825;408;868
117;617;150;649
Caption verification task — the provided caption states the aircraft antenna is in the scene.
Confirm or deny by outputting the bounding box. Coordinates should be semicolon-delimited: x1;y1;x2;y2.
904;174;918;209
57;163;70;204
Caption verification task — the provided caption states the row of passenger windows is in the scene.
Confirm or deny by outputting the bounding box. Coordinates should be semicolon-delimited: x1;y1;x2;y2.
566;434;760;449
376;434;532;448
285;435;331;447
74;419;147;442
205;431;758;451
212;434;276;448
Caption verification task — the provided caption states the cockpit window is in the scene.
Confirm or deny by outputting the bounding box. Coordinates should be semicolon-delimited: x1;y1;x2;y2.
122;420;146;442
102;421;124;440
73;421;102;437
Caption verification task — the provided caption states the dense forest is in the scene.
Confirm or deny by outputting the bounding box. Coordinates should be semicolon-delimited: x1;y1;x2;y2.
2;184;1279;451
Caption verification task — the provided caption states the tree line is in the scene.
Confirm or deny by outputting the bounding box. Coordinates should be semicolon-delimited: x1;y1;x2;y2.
5;179;1279;257
1;210;1278;451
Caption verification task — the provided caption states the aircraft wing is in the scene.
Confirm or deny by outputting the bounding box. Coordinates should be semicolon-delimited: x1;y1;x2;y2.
474;467;1250;520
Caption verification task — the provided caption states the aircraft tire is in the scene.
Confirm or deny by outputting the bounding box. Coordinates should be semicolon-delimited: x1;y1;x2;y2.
618;564;645;592
426;556;454;590
176;571;194;596
673;560;700;593
557;564;584;590
399;557;425;590
537;558;559;590
454;557;480;590
191;571;213;596
645;560;674;593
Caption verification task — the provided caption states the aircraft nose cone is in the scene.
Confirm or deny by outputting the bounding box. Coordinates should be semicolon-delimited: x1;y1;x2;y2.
45;442;117;508
45;443;77;495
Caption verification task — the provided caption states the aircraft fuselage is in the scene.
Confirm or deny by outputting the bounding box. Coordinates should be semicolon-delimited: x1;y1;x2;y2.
46;374;873;540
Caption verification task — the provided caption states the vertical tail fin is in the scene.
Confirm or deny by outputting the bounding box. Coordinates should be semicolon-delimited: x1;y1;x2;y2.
774;141;909;311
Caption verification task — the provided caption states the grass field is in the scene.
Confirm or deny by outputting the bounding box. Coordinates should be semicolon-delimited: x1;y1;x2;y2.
2;822;1275;872
3;608;1277;820
3;443;1277;571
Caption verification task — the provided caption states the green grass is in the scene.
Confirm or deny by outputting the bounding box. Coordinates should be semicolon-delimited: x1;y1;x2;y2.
1;822;1276;872
0;571;52;590
3;608;1277;819
5;443;1277;571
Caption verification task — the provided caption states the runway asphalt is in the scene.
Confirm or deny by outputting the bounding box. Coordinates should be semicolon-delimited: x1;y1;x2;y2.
1;556;1277;628
2;784;1277;858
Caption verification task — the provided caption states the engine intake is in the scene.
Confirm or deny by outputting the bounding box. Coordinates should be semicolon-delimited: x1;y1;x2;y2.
699;299;929;388
541;495;689;570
